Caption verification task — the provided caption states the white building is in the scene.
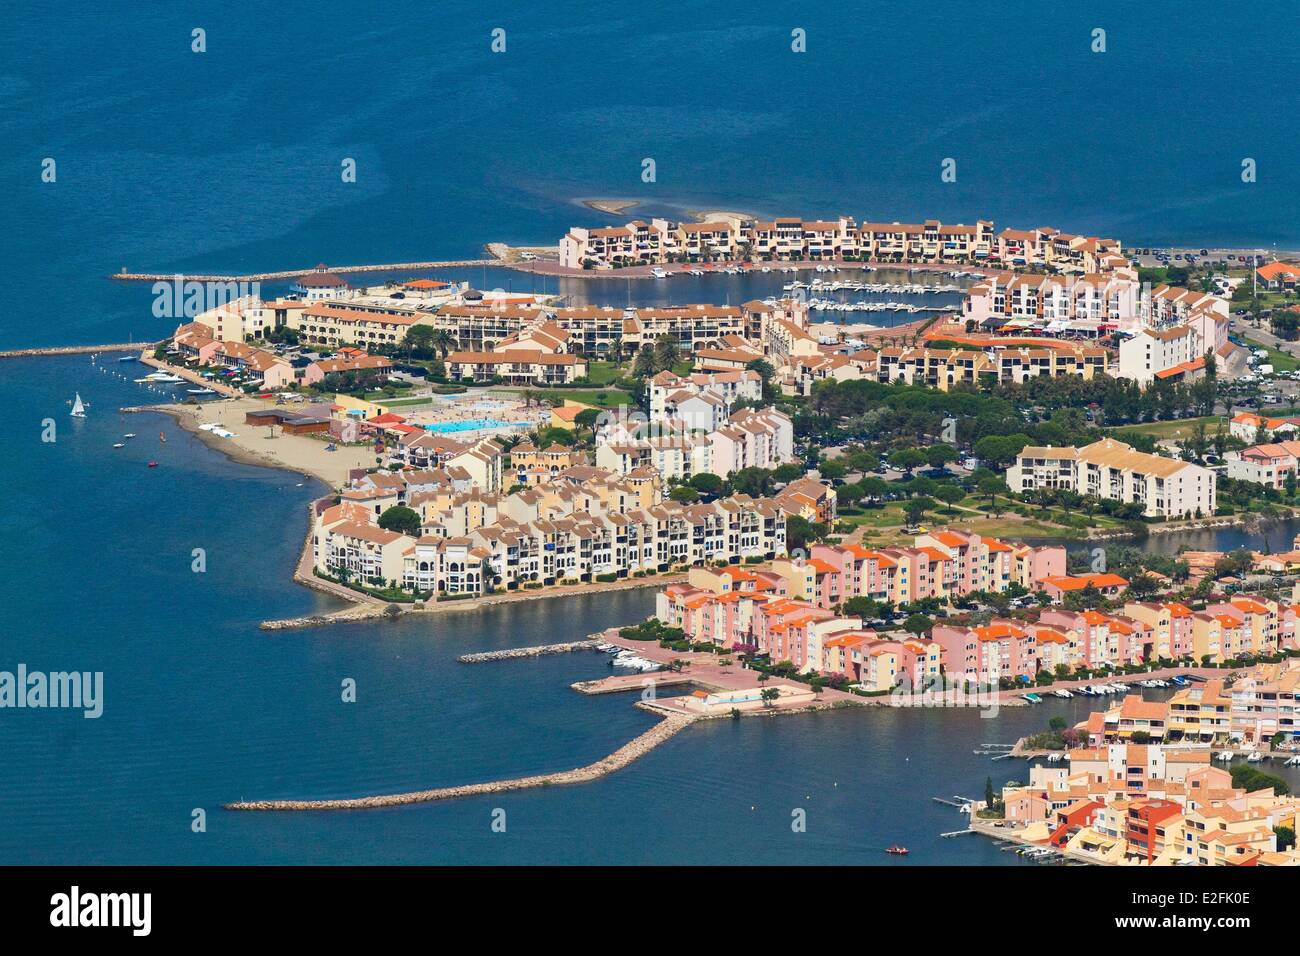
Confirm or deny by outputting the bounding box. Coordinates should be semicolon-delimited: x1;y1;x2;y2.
1118;326;1204;386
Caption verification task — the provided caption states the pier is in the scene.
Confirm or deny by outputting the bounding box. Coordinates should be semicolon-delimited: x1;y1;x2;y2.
458;639;601;663
572;673;702;695
225;713;695;811
111;259;497;283
0;342;147;359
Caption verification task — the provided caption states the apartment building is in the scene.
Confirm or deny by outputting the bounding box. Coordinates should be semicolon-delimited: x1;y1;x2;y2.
963;270;1139;333
646;369;763;422
558;215;1119;271
1117;325;1206;386
708;408;795;476
315;466;788;597
444;349;588;385
1007;437;1217;519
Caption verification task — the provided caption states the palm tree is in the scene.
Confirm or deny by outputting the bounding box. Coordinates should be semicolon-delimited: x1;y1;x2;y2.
430;329;455;359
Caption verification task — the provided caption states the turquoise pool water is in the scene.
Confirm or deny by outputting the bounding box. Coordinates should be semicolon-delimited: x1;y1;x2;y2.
423;418;512;433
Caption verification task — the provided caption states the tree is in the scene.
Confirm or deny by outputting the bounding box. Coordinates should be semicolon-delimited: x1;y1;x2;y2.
429;329;455;359
1049;716;1067;732
405;325;436;359
972;434;1031;469
1276;825;1297;852
935;484;965;513
668;485;700;504
819;459;847;482
760;687;781;708
377;505;421;537
652;335;681;372
889;448;926;474
1127;572;1160;598
688;473;724;498
904;497;934;528
903;613;933;636
977;475;1005;515
786;515;828;552
925;444;958;471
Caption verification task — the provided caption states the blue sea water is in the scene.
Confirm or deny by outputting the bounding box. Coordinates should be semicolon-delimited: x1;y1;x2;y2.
3;1;1300;864
2;0;1298;349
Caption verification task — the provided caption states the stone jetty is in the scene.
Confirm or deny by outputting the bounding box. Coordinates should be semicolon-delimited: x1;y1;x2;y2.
224;714;694;811
0;342;146;359
112;259;496;283
457;639;601;663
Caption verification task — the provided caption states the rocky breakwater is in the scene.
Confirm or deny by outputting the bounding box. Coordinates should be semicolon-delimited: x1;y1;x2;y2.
457;638;601;663
224;713;695;811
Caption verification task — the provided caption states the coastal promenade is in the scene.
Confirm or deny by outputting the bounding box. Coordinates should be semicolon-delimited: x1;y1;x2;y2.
225;712;695;811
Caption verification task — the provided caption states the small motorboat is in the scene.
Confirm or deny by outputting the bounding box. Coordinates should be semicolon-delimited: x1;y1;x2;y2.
885;845;909;856
1284;756;1300;767
147;461;159;468
1247;751;1264;762
123;433;136;439
159;432;166;443
112;442;125;448
118;355;136;362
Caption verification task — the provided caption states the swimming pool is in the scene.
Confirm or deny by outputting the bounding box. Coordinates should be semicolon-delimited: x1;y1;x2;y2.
423;418;513;433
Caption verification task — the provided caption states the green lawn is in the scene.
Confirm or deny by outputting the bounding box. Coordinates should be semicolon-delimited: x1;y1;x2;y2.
543;388;634;408
584;361;625;385
1108;415;1228;441
384;396;437;407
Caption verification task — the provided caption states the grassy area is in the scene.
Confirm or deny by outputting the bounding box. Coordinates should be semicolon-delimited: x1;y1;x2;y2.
1108;415;1228;441
542;389;634;408
584;361;624;385
1241;335;1300;373
384;396;437;407
844;500;1116;546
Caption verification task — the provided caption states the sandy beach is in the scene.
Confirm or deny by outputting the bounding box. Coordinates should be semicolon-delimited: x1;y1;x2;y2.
138;397;379;486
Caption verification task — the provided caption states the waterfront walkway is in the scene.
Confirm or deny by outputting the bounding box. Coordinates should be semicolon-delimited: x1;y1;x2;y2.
225;713;695;811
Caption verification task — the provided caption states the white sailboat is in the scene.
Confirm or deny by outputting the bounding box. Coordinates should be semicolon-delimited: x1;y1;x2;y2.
70;393;86;418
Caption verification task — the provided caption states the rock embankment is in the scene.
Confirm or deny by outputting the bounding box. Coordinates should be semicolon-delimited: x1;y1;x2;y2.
457;639;601;663
224;714;694;811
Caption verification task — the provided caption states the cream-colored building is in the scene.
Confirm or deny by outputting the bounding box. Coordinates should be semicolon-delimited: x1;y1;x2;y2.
1007;437;1216;519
